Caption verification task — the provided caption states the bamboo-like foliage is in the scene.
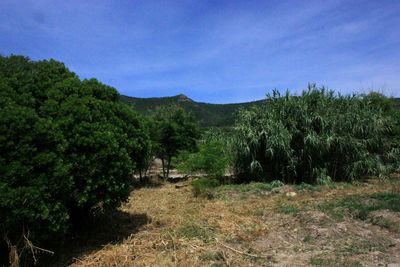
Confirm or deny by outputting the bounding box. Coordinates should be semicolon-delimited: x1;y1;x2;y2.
232;85;400;183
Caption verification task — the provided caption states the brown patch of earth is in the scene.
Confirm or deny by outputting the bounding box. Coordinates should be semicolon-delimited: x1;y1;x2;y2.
66;176;400;267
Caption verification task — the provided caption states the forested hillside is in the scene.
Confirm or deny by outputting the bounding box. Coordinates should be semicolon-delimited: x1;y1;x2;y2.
121;94;400;127
120;94;264;127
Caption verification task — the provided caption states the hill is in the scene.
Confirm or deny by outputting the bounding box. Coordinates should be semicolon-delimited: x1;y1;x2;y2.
120;94;264;127
120;95;400;128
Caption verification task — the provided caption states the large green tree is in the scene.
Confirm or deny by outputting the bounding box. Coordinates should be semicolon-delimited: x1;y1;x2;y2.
150;106;199;179
0;55;150;260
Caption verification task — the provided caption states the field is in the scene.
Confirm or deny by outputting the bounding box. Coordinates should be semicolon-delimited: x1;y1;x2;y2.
49;174;400;267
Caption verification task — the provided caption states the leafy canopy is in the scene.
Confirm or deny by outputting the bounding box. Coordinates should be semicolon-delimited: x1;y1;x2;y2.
150;106;199;179
0;55;150;250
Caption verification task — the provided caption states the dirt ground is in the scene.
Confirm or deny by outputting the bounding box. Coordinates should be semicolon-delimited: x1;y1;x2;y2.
65;175;400;267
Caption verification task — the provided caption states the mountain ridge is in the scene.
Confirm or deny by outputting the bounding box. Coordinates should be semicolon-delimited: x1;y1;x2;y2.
120;94;400;128
119;94;265;127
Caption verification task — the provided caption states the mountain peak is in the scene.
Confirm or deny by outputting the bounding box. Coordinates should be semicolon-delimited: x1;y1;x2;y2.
176;94;193;102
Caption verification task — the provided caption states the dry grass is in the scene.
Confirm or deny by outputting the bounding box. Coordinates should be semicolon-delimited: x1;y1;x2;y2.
69;175;400;267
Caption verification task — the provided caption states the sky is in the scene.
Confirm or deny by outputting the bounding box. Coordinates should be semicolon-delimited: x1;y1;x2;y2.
1;0;399;103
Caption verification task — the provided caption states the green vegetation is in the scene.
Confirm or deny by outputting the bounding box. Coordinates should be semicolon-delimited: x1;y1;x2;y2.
294;182;322;192
0;55;150;260
319;192;400;221
120;94;400;128
192;178;220;197
120;94;264;127
232;85;400;184
2;54;400;265
175;220;216;243
310;255;362;267
149;106;200;179
276;202;301;214
176;128;231;179
192;179;284;198
273;187;400;220
215;180;284;193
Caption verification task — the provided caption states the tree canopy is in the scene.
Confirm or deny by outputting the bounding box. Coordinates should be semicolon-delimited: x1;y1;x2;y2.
150;106;199;179
0;55;150;256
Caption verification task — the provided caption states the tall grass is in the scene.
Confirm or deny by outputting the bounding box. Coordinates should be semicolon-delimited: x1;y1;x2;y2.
232;85;400;183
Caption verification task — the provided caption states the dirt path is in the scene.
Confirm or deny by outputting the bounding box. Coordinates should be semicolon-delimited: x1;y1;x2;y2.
70;178;400;267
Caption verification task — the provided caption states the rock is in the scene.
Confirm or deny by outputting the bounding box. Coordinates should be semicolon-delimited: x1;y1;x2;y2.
271;185;292;194
286;191;297;197
335;222;347;232
175;183;189;189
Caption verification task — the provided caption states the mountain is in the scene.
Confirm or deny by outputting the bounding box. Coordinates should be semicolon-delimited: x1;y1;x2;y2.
120;95;400;128
119;94;264;127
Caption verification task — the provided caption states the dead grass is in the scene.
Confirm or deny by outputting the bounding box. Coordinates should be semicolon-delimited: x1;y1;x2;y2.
69;175;400;267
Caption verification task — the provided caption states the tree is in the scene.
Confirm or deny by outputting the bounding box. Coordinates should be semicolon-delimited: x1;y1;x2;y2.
0;55;150;262
150;106;199;179
135;119;154;182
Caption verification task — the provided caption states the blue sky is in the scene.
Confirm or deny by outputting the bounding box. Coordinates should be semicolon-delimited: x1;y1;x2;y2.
1;0;399;103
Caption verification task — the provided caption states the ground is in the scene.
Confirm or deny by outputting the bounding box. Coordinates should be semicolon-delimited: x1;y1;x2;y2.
63;175;400;267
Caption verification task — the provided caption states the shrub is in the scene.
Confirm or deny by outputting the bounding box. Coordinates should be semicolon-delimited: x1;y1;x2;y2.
0;55;150;257
176;128;231;179
232;85;400;183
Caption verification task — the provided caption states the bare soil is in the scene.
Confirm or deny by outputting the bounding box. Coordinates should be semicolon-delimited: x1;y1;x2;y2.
66;176;400;267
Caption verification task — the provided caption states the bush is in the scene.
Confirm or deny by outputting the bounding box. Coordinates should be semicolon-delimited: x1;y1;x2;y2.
232;85;400;183
176;128;231;179
0;55;150;256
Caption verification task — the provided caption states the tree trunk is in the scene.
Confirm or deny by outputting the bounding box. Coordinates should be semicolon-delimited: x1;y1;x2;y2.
161;157;166;180
139;169;143;182
166;156;171;179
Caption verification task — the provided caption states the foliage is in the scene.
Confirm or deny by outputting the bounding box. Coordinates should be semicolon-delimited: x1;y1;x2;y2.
192;178;220;197
135;119;154;182
0;55;150;254
232;85;400;183
121;93;400;128
150;106;200;179
319;192;400;221
176;128;231;179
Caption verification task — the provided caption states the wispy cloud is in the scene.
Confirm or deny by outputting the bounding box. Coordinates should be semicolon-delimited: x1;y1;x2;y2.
1;0;399;103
